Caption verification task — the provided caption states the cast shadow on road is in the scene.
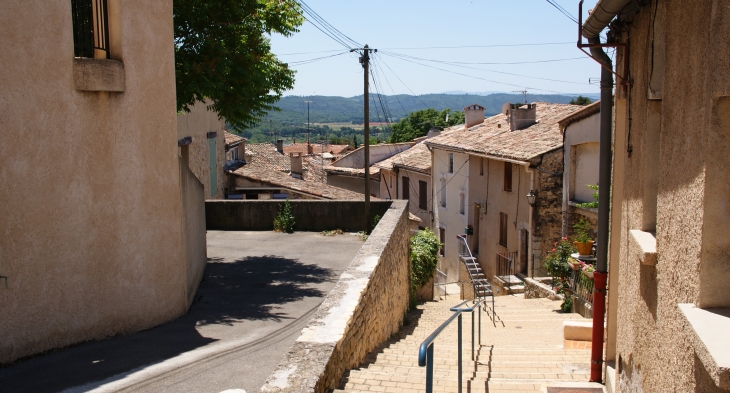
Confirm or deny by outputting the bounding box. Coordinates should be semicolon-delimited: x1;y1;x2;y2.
0;255;334;393
196;255;336;324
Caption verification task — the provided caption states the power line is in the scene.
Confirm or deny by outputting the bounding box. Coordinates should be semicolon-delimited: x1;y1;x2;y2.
296;0;360;49
287;51;349;66
380;41;575;50
376;56;431;109
380;52;585;96
381;51;590;66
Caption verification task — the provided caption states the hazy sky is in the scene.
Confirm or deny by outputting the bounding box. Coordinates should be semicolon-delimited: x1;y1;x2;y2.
269;0;609;98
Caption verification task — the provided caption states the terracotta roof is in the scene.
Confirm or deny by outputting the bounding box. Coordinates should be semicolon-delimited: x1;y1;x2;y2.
557;100;601;130
425;103;585;162
374;142;431;175
324;165;381;179
224;131;246;146
245;143;289;172
230;166;367;200
282;143;353;156
244;143;326;183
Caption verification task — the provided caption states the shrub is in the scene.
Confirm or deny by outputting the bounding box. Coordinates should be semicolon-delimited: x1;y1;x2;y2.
409;229;441;307
544;237;576;312
273;199;295;233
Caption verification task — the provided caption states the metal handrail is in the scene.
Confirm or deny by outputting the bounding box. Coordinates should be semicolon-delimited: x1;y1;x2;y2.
418;298;486;393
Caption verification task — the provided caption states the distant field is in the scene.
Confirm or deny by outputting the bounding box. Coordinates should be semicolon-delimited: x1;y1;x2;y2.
312;122;391;131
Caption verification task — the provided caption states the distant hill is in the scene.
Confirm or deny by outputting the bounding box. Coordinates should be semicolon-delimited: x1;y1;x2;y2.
263;93;592;126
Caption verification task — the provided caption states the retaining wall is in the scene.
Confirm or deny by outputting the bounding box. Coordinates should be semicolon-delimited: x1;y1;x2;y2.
206;200;392;232
259;200;410;393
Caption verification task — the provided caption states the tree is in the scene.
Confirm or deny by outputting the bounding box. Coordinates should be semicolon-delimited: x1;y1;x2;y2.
174;0;303;129
388;108;466;143
569;95;592;105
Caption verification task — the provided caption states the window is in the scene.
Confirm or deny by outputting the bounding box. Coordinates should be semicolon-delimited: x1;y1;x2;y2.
71;0;110;59
440;177;447;207
390;174;394;189
449;153;454;173
480;157;484;176
459;190;465;215
419;180;427;210
439;227;446;256
227;147;239;162
402;176;410;200
503;162;512;191
499;212;508;247
209;137;217;197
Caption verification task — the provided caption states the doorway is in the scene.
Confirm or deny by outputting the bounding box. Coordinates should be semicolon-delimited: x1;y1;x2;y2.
519;229;529;275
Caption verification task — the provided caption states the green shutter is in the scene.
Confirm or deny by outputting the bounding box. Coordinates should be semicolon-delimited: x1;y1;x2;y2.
209;138;216;197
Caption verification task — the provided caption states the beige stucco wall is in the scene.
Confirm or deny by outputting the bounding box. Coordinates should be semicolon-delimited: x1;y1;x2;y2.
326;174;380;198
0;1;194;364
177;101;226;199
608;1;730;392
432;149;470;282
383;168;431;228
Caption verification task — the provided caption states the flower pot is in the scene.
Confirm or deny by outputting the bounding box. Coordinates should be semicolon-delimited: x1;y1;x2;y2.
583;270;594;279
569;262;581;271
574;240;595;256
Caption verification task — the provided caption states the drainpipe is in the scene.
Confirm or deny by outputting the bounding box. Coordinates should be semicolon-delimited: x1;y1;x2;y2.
588;35;613;384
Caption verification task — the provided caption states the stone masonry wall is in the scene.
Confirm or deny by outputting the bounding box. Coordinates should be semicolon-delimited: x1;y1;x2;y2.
533;149;565;261
259;200;410;393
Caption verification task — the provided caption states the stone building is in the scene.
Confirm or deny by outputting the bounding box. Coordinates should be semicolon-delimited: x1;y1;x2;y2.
324;143;413;198
177;101;227;199
0;1;206;364
426;103;584;289
582;0;730;392
375;140;432;228
559;101;601;240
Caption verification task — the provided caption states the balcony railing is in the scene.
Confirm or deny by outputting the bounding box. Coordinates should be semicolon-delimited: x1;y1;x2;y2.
569;269;594;307
71;0;110;59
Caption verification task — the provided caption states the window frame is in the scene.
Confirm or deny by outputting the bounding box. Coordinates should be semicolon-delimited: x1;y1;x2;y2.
449;153;454;173
503;162;513;192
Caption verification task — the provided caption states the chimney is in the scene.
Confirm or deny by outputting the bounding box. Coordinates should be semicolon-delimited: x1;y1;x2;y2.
276;139;284;154
508;103;537;131
290;152;303;177
464;104;486;129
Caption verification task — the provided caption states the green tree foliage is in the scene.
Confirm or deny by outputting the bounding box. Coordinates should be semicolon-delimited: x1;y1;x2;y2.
174;0;303;129
569;95;592;105
409;229;441;306
389;109;466;143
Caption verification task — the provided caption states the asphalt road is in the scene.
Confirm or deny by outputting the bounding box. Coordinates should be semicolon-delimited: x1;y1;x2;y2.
0;231;365;393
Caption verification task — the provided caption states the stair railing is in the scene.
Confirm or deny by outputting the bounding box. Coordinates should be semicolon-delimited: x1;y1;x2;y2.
417;298;487;393
456;235;494;308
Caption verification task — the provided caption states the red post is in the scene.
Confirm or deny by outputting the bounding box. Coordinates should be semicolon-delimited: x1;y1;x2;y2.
590;271;607;382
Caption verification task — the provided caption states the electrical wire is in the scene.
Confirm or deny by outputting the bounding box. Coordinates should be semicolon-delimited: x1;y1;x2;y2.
381;51;590;66
296;0;360;49
381;52;586;96
380;41;575;50
287;51;349;66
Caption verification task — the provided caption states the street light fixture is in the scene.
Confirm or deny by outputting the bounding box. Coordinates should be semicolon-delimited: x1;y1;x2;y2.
526;190;536;206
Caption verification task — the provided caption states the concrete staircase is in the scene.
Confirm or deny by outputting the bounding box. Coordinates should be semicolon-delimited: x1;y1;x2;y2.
336;295;604;393
494;275;526;295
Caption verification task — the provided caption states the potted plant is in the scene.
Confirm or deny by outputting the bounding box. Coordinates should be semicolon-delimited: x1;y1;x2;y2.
573;218;594;256
583;264;595;279
568;258;582;270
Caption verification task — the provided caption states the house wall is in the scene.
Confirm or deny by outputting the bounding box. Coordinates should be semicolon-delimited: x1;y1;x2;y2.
476;158;531;283
0;1;192;364
396;169;431;229
379;168;397;200
432;148;470;282
177;101;226;199
326;174;380;198
332;143;412;168
562;112;600;237
608;1;730;392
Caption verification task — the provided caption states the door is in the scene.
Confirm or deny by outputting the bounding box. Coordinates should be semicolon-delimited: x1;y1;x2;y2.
519;229;529;275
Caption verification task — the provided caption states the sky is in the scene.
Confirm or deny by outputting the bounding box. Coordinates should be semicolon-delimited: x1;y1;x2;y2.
269;0;609;98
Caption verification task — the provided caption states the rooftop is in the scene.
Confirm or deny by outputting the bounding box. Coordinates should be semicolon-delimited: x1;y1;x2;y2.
426;102;585;162
224;131;246;147
282;143;353;156
245;143;327;183
230;166;367;200
374;141;432;175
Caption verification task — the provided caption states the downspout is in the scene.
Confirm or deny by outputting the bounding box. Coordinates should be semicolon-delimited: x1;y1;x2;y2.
588;34;613;385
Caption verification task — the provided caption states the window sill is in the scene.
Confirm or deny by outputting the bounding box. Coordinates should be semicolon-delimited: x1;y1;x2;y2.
678;304;730;389
73;58;125;92
629;230;657;266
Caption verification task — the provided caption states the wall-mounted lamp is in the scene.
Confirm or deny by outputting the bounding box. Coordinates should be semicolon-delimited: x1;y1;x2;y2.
526;190;536;206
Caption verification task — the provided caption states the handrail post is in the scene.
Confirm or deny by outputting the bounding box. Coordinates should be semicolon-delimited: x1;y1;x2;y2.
478;303;482;345
426;344;434;393
471;308;475;361
458;313;463;393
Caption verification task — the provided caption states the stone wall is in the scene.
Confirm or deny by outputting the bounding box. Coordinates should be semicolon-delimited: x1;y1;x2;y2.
206;200;392;232
259;200;410;393
532;149;565;261
523;277;560;300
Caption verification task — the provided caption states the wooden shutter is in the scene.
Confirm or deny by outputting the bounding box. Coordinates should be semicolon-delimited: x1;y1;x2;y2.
504;162;512;191
419;180;427;210
402;176;410;200
499;212;508;246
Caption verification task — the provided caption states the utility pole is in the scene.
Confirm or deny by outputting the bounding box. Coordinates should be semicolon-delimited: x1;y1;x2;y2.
351;44;376;233
304;100;313;145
